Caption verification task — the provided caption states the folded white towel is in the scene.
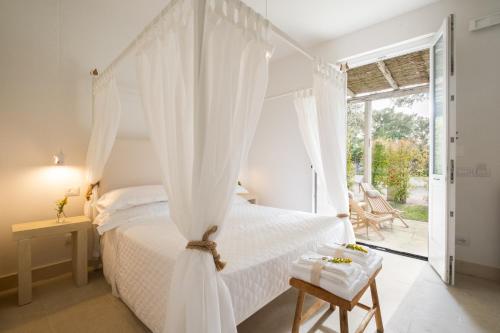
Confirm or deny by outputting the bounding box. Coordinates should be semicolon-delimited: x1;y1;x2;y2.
318;243;382;276
320;243;372;259
297;253;358;277
290;260;369;301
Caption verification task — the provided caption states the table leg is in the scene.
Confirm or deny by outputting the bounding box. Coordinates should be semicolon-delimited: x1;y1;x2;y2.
292;290;305;333
17;238;32;305
370;279;384;332
339;308;349;333
72;229;88;286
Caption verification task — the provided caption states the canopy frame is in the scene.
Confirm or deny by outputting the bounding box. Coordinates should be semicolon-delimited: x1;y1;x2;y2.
90;0;317;81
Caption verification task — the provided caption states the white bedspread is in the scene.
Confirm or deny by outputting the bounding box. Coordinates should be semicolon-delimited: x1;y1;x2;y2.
101;203;346;333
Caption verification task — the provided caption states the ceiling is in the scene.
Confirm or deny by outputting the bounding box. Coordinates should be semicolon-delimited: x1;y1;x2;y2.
348;49;430;95
243;0;440;57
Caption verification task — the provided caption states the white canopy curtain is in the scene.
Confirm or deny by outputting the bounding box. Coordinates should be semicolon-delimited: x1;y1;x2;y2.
136;0;272;332
84;72;122;219
294;60;355;243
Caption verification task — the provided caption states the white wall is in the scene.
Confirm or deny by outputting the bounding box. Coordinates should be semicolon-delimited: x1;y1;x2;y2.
243;0;500;270
239;35;315;212
0;0;166;277
240;97;313;212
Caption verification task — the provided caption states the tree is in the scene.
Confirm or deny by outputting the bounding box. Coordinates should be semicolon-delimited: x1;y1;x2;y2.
347;94;429;181
392;93;427;108
373;108;427;142
374;93;429;145
413;116;430;148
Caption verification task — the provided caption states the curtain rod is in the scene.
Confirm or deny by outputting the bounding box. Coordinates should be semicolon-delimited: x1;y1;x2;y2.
90;0;315;79
272;26;314;61
90;0;182;78
264;63;348;102
264;87;308;101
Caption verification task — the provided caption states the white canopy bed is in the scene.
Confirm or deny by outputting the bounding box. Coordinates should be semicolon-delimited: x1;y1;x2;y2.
85;0;355;332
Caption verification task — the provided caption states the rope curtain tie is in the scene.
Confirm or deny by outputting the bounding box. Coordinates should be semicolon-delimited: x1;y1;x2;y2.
336;213;349;218
186;225;226;271
85;181;100;201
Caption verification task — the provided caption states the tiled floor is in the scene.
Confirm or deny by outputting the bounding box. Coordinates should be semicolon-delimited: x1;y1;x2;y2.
1;252;499;333
239;252;500;333
0;272;149;333
355;219;428;257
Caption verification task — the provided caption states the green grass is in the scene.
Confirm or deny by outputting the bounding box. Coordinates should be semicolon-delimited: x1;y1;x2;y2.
390;202;428;222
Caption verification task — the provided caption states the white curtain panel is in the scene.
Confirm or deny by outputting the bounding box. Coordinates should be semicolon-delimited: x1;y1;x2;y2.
294;61;355;243
136;0;272;332
84;73;122;218
294;90;324;182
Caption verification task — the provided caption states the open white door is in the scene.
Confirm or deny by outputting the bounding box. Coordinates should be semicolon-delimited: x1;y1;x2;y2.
428;14;456;284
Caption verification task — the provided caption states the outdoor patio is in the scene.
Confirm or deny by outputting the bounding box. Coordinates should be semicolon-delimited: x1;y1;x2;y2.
354;219;428;257
342;49;430;258
351;176;429;257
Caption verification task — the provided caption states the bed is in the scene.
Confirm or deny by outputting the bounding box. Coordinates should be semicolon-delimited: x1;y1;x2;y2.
99;197;347;333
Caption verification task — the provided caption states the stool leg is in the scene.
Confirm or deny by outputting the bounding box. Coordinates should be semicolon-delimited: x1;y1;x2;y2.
370;280;384;332
339;308;348;333
292;290;305;333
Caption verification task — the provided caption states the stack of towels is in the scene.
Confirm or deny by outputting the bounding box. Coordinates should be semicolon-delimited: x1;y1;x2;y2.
317;243;383;277
290;243;382;301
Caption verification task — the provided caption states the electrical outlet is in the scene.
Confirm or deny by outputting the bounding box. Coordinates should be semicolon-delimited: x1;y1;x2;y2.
65;187;80;197
456;236;470;247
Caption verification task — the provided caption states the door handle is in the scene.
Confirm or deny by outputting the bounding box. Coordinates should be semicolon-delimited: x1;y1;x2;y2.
450;159;455;184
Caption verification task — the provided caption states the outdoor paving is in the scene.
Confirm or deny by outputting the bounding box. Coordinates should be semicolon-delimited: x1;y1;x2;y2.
351;176;429;257
355;218;428;257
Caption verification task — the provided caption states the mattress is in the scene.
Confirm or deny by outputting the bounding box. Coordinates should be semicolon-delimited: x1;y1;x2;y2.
101;202;347;333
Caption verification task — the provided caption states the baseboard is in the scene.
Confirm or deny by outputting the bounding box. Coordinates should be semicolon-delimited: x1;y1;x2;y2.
456;259;500;282
0;259;102;293
2;257;496;292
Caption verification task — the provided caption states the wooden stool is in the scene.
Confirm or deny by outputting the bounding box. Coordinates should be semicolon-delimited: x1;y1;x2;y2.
290;267;383;333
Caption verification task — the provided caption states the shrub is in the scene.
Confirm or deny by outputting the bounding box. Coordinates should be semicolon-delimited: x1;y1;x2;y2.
346;136;356;189
410;145;429;177
386;140;412;203
372;141;388;190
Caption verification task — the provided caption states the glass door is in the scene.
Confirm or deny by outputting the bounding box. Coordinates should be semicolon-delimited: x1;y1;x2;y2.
428;14;456;284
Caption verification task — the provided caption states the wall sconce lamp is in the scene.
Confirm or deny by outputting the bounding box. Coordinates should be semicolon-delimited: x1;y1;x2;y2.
53;150;65;165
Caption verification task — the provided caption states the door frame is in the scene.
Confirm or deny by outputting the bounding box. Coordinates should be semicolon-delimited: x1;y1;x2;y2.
336;33;434;70
330;27;456;280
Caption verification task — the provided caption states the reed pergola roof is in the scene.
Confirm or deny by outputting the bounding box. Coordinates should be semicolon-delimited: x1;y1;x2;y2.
347;49;430;103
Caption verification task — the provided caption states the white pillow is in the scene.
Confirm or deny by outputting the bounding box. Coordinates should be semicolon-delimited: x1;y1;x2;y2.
94;201;169;234
96;185;167;213
366;189;382;198
235;184;249;194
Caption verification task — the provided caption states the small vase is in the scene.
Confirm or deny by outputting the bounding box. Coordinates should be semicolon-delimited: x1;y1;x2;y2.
56;212;66;223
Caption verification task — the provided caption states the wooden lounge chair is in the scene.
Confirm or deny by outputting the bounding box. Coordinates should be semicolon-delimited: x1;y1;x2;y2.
361;183;409;228
349;196;392;240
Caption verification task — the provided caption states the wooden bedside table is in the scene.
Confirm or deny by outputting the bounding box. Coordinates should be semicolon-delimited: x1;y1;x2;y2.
11;215;91;305
238;193;258;204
